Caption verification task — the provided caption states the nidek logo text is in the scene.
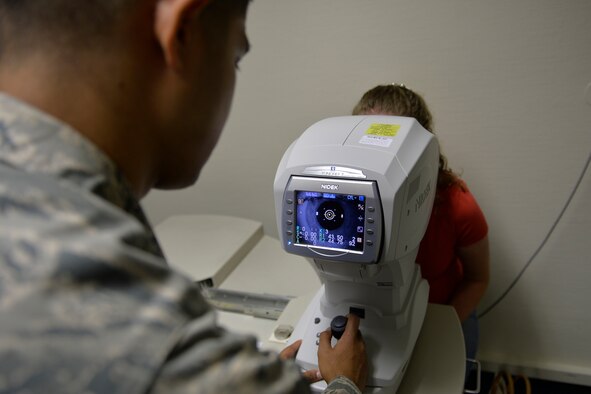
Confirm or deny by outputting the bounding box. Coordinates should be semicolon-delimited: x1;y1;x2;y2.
415;182;431;212
321;184;339;191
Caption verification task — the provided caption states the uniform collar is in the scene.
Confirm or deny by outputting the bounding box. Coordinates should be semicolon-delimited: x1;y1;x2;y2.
0;92;142;220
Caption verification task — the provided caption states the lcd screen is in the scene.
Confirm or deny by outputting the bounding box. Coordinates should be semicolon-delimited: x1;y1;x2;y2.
295;190;366;252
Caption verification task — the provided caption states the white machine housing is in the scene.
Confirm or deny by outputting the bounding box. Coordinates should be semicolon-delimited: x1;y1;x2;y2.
274;116;439;392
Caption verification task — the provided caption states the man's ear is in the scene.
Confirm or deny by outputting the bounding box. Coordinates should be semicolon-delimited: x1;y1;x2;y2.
154;0;210;70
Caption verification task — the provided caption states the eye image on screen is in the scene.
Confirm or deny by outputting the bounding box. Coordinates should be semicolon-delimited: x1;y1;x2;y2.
295;190;366;252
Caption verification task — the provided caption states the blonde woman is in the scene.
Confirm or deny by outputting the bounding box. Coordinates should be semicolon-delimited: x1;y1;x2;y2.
353;84;490;362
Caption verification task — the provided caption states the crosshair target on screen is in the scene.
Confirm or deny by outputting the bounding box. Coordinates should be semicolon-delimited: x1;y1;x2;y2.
317;200;345;230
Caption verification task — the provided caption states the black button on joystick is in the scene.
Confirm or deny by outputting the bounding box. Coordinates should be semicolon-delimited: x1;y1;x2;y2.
330;315;348;340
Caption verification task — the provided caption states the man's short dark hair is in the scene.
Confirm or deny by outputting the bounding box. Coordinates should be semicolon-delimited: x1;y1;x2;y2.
0;0;135;55
0;0;249;57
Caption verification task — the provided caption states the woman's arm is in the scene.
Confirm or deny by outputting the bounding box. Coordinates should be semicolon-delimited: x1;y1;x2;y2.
450;236;490;322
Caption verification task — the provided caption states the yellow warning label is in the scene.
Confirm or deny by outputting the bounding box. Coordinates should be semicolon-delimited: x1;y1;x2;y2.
365;123;400;137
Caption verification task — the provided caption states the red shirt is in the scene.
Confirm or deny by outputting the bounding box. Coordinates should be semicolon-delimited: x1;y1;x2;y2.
416;181;488;304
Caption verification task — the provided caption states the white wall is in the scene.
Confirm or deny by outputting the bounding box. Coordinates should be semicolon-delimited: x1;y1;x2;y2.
143;0;591;384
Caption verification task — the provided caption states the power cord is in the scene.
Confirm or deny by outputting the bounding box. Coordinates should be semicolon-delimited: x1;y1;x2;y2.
479;149;591;318
489;371;532;394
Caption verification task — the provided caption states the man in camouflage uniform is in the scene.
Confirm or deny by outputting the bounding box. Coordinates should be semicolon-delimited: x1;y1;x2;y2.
0;0;367;393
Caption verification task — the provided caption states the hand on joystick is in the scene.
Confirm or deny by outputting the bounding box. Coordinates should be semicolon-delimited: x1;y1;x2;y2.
317;314;368;391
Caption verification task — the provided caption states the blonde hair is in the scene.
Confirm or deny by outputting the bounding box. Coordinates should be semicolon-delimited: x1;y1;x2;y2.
352;84;461;190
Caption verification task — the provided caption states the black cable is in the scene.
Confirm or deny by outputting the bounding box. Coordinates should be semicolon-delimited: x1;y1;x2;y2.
479;149;591;318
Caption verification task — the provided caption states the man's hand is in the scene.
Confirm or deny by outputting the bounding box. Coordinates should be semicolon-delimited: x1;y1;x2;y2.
317;314;368;391
280;339;323;383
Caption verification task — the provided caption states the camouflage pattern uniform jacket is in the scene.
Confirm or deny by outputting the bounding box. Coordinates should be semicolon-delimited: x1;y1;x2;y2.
0;94;360;394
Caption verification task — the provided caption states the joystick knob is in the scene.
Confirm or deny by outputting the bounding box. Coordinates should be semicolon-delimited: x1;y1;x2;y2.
330;315;348;340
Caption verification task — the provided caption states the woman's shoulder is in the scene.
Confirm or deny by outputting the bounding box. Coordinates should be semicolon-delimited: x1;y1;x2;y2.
435;179;488;243
443;178;470;197
438;179;482;215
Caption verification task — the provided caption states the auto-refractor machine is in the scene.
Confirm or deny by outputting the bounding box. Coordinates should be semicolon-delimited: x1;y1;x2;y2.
274;116;439;393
